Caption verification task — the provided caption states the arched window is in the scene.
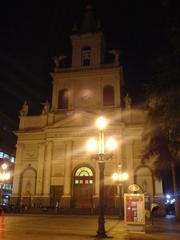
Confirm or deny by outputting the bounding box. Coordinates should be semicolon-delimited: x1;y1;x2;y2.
58;89;68;109
81;47;91;66
75;167;93;177
103;85;115;106
74;167;94;185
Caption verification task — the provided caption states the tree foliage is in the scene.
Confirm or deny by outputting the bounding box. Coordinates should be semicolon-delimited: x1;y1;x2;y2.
142;0;180;180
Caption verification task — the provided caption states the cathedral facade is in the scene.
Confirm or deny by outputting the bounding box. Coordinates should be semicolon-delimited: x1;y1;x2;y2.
11;6;163;210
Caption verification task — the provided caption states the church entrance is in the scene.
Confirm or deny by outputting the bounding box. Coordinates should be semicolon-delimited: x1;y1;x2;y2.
73;166;94;208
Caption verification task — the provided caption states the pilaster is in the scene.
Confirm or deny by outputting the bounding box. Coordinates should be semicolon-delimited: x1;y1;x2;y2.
12;143;24;197
43;141;53;204
126;139;134;186
36;143;45;195
61;141;73;208
51;79;57;111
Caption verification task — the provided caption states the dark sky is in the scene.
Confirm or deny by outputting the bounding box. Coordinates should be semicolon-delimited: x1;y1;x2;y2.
0;0;177;140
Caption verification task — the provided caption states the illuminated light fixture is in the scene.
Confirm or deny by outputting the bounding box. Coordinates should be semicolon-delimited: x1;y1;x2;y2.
96;116;107;130
87;138;97;152
5;172;10;180
122;172;128;181
166;194;171;199
106;137;117;151
112;169;128;182
112;172;119;181
0;172;10;181
2;163;8;170
87;116;116;238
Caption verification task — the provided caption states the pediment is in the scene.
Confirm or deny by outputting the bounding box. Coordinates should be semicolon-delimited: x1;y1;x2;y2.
49;111;97;129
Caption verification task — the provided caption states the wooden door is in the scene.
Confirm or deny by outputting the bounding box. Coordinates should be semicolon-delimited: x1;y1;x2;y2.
73;167;94;208
74;180;93;208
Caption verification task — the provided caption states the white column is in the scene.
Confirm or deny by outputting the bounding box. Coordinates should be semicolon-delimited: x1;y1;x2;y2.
63;141;73;196
36;143;45;195
51;80;57;111
155;179;163;195
61;141;73;208
126;139;134;186
43;141;53;196
115;76;121;107
117;139;122;165
12;143;24;196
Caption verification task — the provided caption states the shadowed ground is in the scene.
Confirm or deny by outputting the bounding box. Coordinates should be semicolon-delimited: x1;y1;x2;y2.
1;214;180;240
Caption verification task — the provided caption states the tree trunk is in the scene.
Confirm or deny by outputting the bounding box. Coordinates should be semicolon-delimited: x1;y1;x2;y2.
171;162;180;220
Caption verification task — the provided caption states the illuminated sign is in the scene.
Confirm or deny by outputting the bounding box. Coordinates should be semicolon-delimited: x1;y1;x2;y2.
124;193;145;225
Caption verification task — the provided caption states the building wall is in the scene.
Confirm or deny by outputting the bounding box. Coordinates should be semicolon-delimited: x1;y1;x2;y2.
11;10;163;208
51;66;121;112
11;107;162;209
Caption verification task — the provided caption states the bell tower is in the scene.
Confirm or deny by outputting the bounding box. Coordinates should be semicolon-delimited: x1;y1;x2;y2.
71;5;105;68
51;3;122;112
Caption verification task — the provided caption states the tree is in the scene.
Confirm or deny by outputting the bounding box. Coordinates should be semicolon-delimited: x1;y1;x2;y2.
143;50;180;220
143;88;180;219
143;0;180;219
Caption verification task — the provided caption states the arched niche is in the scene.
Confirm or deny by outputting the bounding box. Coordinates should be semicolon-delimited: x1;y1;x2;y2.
134;166;154;195
20;167;37;198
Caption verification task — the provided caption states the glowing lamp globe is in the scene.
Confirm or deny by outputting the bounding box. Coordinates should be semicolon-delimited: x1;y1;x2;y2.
96;117;107;130
107;137;117;151
2;163;7;170
87;138;97;152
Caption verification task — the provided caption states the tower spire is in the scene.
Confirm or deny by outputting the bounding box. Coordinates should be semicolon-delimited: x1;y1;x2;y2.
79;4;98;34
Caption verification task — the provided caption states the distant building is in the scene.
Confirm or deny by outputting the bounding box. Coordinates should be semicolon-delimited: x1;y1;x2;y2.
11;5;163;210
0;149;15;205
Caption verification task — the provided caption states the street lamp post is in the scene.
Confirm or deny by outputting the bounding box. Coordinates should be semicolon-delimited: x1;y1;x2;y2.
87;116;117;238
0;163;11;205
112;164;128;220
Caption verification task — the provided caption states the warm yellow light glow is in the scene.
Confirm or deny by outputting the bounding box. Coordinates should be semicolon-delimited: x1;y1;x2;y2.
5;172;10;180
96;116;107;130
0;171;10;181
122;172;128;181
112;171;128;182
112;172;118;181
87;138;97;152
1;163;7;170
106;137;117;151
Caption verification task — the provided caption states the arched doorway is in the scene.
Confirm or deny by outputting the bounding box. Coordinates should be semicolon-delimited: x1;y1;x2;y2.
73;166;94;208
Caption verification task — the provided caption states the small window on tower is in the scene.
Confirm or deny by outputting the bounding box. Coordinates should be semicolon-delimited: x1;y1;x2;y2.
103;85;115;106
82;47;91;66
58;88;68;109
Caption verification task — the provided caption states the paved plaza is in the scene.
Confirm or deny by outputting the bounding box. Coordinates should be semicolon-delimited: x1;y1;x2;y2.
1;214;180;240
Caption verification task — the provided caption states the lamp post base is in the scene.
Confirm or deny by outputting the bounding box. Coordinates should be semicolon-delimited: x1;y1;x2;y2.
96;231;107;238
96;216;107;238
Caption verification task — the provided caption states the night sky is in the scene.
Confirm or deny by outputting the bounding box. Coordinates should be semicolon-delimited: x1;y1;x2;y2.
0;0;178;147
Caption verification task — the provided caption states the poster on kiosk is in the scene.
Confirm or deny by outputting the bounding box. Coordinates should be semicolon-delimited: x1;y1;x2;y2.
124;193;145;225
